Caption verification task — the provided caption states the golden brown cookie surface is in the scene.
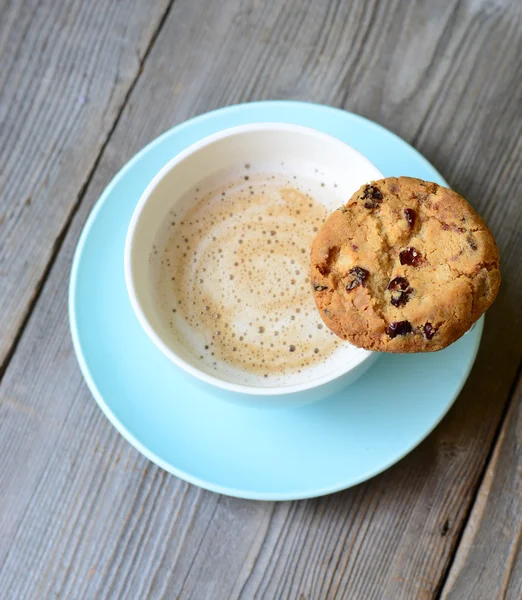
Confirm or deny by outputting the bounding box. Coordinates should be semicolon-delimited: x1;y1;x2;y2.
310;177;500;352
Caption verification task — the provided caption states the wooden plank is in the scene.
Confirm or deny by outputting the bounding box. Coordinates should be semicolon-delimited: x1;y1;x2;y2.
0;0;171;371
441;373;522;600
0;0;521;598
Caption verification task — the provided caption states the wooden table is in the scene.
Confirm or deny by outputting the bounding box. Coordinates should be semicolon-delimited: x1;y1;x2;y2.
1;1;521;598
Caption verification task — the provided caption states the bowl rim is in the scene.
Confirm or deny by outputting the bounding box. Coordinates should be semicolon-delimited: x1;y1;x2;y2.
124;122;382;396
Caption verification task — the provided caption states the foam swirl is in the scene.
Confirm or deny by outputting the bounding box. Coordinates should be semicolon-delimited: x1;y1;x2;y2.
158;172;340;379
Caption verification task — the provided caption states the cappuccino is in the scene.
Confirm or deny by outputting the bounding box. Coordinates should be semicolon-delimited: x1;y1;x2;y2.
153;164;363;386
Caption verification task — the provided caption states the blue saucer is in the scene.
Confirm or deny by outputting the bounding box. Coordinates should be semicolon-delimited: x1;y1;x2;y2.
69;102;483;501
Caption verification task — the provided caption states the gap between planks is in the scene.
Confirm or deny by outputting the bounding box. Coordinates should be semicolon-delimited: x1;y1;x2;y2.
0;0;177;383
434;357;522;599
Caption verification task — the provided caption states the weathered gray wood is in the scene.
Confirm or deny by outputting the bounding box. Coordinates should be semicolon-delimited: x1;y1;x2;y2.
441;374;522;600
0;0;521;598
0;0;171;371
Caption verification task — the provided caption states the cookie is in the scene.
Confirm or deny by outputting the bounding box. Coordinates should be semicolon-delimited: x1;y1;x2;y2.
310;177;500;352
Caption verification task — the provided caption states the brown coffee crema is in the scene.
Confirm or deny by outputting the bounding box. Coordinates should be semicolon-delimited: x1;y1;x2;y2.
157;172;339;378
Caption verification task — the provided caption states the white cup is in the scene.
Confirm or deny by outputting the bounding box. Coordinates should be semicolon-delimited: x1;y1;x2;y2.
125;123;383;408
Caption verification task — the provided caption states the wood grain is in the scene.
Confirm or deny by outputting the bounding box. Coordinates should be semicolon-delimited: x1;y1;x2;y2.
0;0;172;372
441;373;522;600
0;0;521;598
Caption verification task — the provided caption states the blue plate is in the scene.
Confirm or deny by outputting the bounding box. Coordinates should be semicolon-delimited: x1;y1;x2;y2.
69;101;483;501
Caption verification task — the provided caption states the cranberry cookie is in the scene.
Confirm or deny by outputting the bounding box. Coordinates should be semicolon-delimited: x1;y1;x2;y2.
310;177;500;352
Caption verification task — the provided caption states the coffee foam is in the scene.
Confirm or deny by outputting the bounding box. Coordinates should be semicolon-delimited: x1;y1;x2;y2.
152;162;367;386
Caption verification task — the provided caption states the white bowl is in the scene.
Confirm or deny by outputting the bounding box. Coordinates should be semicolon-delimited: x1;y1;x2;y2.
125;123;383;408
